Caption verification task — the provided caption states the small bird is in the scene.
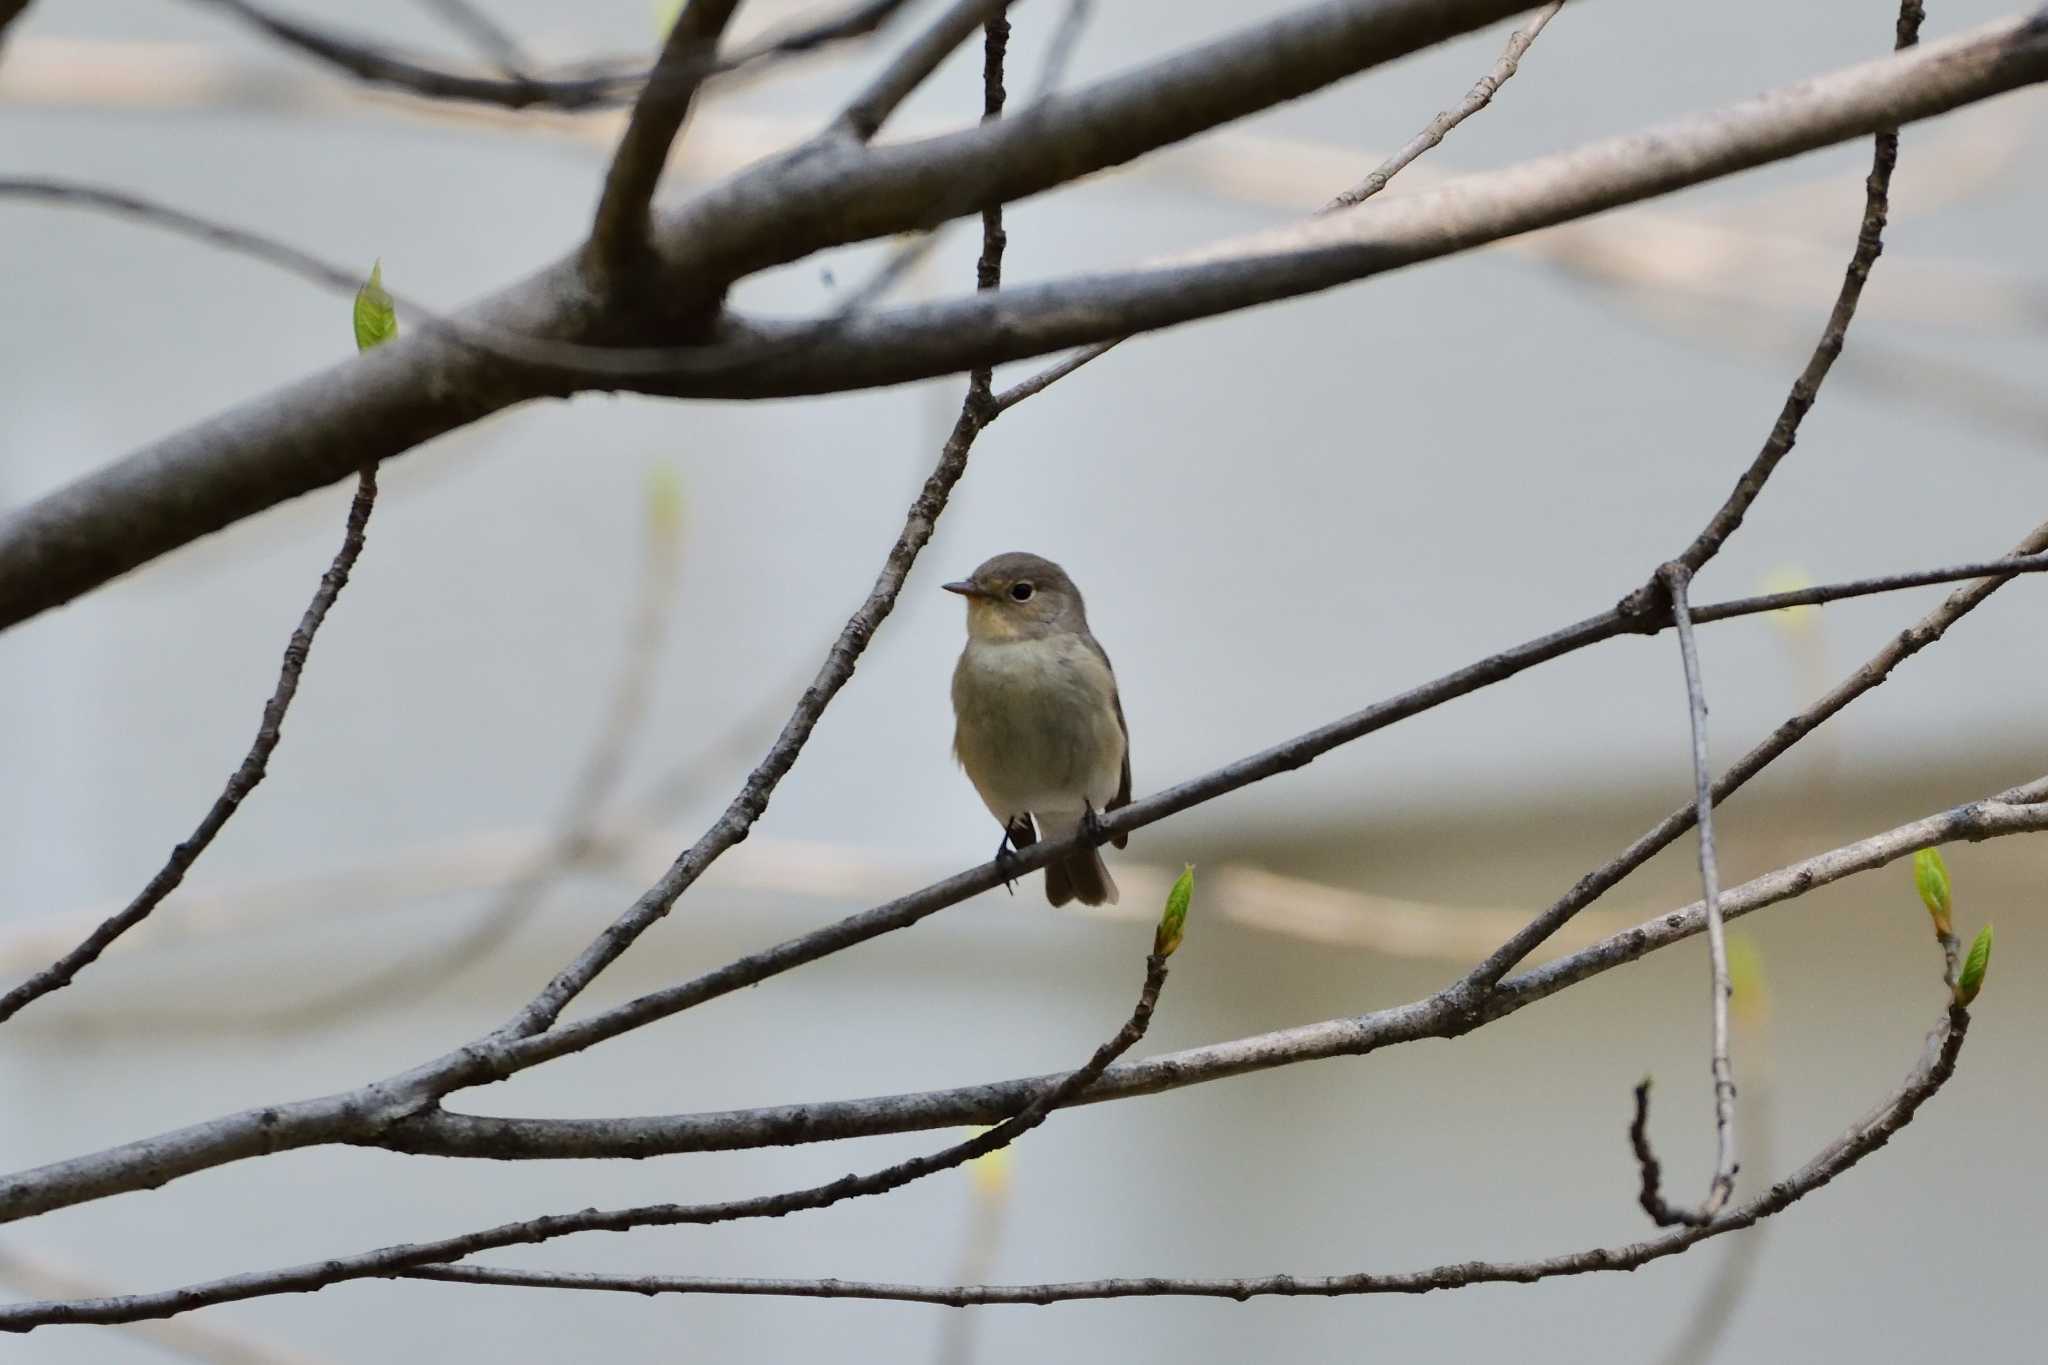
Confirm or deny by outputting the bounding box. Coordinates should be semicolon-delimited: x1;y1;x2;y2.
946;552;1130;907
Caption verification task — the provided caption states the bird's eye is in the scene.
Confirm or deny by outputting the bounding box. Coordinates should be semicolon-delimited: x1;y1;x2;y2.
1009;582;1035;602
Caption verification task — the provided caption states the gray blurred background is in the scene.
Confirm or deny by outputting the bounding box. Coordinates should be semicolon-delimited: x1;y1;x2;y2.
3;1;2046;1361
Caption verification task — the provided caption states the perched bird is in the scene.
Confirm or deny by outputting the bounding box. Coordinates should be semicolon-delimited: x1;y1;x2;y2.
946;552;1130;907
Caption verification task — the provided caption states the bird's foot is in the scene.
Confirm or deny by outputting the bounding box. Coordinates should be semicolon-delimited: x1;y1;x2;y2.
1079;801;1108;846
993;822;1028;896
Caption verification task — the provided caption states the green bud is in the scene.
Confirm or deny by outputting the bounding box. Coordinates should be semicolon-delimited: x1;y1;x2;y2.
644;463;687;543
1154;865;1194;957
1913;848;1952;939
353;260;398;352
1955;924;1992;1006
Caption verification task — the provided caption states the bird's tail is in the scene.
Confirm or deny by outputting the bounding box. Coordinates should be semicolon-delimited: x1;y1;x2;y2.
1040;817;1118;907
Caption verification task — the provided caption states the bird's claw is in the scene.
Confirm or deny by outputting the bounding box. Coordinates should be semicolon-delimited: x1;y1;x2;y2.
994;823;1026;896
1079;802;1108;846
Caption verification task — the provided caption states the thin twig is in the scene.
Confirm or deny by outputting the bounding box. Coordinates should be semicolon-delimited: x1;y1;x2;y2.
384;544;2048;1085
182;0;920;112
473;0;1019;1049
407;0;531;78
587;0;744;277
992;0;1563;411
1324;1;1564;210
381;787;2048;1163
390;1005;1969;1307
0;470;379;1027
1462;516;2048;993
1;950;1173;1330
6;546;2044;1218
255;474;685;1028
1617;0;1928;617
182;0;640;109
0;1243;334;1365
833;0;1015;141
1658;562;1739;1222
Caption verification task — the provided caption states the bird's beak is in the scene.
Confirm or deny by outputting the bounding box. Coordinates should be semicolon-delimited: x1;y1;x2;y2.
942;580;985;598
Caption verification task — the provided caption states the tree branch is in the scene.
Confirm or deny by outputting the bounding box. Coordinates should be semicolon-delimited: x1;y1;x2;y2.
0;946;1176;1331
1618;0;1928;617
5;10;2042;627
0;470;379;1026
833;0;1016;141
380;787;2046;1162
992;0;1563;409
587;0;744;278
401;1004;1972;1305
3;546;2044;1219
1653;562;1739;1223
1462;515;2048;992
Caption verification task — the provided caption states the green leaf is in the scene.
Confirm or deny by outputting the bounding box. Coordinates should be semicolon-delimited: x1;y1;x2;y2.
1956;924;1992;1006
1154;865;1194;957
353;260;398;352
1913;847;1952;939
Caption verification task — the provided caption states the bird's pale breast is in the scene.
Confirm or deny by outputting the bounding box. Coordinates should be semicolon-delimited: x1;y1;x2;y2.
952;635;1124;821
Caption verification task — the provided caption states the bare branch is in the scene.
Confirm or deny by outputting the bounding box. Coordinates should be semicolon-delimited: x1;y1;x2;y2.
1325;0;1564;210
1652;562;1739;1223
997;0;1562;409
834;0;1015;141
5;9;2041;626
1463;514;2048;991
400;1005;1970;1306
0;948;1175;1331
587;0;745;277
3;547;2042;1218
407;0;533;77
180;0;640;110
1618;0;1928;617
255;474;685;1029
381;787;2048;1163
0;470;379;1026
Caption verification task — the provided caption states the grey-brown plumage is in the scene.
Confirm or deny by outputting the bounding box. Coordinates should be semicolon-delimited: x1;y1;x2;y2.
945;552;1130;907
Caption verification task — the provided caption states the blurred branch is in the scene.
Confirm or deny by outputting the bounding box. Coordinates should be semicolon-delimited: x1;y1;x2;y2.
0;470;380;1027
407;0;533;77
587;0;745;278
375;1004;1977;1307
834;0;1015;141
0;0;28;53
3;943;1177;1330
255;469;688;1030
180;0;924;112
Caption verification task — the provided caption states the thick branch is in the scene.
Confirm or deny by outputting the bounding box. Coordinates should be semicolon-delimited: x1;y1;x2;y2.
5;11;2043;626
587;0;743;276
